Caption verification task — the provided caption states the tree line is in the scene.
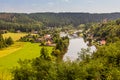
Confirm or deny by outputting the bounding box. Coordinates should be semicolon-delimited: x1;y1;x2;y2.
1;13;120;32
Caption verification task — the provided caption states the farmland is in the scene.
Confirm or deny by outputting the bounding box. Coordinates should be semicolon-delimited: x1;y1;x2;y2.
3;33;28;41
0;33;53;80
0;42;53;70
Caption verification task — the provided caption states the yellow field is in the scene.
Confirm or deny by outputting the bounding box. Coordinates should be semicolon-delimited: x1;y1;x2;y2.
0;71;12;80
0;33;52;80
3;33;27;41
0;42;23;58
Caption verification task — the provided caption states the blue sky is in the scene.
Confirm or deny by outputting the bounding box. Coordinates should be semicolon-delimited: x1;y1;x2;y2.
0;0;120;13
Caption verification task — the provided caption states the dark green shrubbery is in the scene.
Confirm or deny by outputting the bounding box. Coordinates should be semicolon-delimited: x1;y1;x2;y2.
0;34;14;49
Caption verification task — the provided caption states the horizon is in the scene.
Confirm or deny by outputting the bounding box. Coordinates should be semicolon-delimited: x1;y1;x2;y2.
0;0;120;13
0;12;120;14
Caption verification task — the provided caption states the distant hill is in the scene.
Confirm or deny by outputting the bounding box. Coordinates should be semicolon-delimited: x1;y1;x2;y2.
1;12;120;31
29;12;120;26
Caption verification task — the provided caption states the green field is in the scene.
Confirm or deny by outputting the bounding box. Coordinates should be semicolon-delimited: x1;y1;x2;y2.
0;42;53;70
1;33;53;70
0;33;53;80
0;42;23;58
0;42;53;80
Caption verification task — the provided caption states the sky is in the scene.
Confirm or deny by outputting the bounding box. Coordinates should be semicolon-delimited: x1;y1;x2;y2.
0;0;120;13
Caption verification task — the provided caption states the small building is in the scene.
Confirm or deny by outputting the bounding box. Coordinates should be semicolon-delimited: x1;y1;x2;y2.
100;40;106;45
46;40;56;46
31;30;38;34
36;38;44;42
44;34;51;40
34;31;38;34
16;30;21;33
46;40;52;46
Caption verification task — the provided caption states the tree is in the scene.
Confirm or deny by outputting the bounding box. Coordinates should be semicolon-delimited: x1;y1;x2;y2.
0;34;6;48
5;37;14;45
40;47;51;60
52;49;61;57
77;48;91;62
116;19;120;25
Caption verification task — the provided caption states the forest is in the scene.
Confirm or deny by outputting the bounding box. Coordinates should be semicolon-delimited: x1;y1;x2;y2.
1;13;120;32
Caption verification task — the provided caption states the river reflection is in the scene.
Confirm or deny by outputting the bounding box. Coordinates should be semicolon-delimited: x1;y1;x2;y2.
63;38;96;61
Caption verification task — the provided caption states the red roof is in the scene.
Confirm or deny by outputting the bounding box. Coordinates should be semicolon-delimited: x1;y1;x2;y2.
100;40;106;45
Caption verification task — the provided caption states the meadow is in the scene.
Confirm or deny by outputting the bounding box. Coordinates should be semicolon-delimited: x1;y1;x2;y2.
0;42;53;70
0;42;53;80
0;33;53;80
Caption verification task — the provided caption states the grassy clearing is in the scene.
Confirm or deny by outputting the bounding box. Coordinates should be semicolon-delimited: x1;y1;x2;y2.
0;42;53;80
0;42;23;58
3;33;28;41
0;33;53;80
0;42;53;71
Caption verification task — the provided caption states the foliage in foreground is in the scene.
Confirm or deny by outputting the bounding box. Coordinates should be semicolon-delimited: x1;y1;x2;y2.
12;41;120;80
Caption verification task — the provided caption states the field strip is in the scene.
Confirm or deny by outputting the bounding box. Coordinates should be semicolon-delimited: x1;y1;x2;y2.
0;42;24;58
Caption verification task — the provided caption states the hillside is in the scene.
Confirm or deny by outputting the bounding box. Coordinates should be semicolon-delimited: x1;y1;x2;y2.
29;12;120;26
1;13;120;31
84;19;120;46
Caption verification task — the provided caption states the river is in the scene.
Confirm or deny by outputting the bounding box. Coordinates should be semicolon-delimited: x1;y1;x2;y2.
63;38;96;61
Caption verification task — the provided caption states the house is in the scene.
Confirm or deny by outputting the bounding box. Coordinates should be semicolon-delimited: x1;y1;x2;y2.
44;34;51;40
31;30;38;34
36;38;44;42
100;40;106;45
34;31;38;34
103;18;108;23
46;40;52;46
46;40;56;46
16;30;21;33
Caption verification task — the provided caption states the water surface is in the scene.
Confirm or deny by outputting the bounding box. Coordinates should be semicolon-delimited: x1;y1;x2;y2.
63;38;96;61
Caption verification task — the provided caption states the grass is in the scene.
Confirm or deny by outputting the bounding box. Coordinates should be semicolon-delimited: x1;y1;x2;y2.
0;42;23;58
3;32;28;41
0;71;12;80
0;33;53;80
0;42;53;71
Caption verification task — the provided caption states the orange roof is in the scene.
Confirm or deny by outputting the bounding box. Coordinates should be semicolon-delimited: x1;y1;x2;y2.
100;40;106;45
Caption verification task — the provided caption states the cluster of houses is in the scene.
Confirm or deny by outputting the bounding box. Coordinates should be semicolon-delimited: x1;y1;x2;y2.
0;29;56;46
85;33;106;46
36;34;56;46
